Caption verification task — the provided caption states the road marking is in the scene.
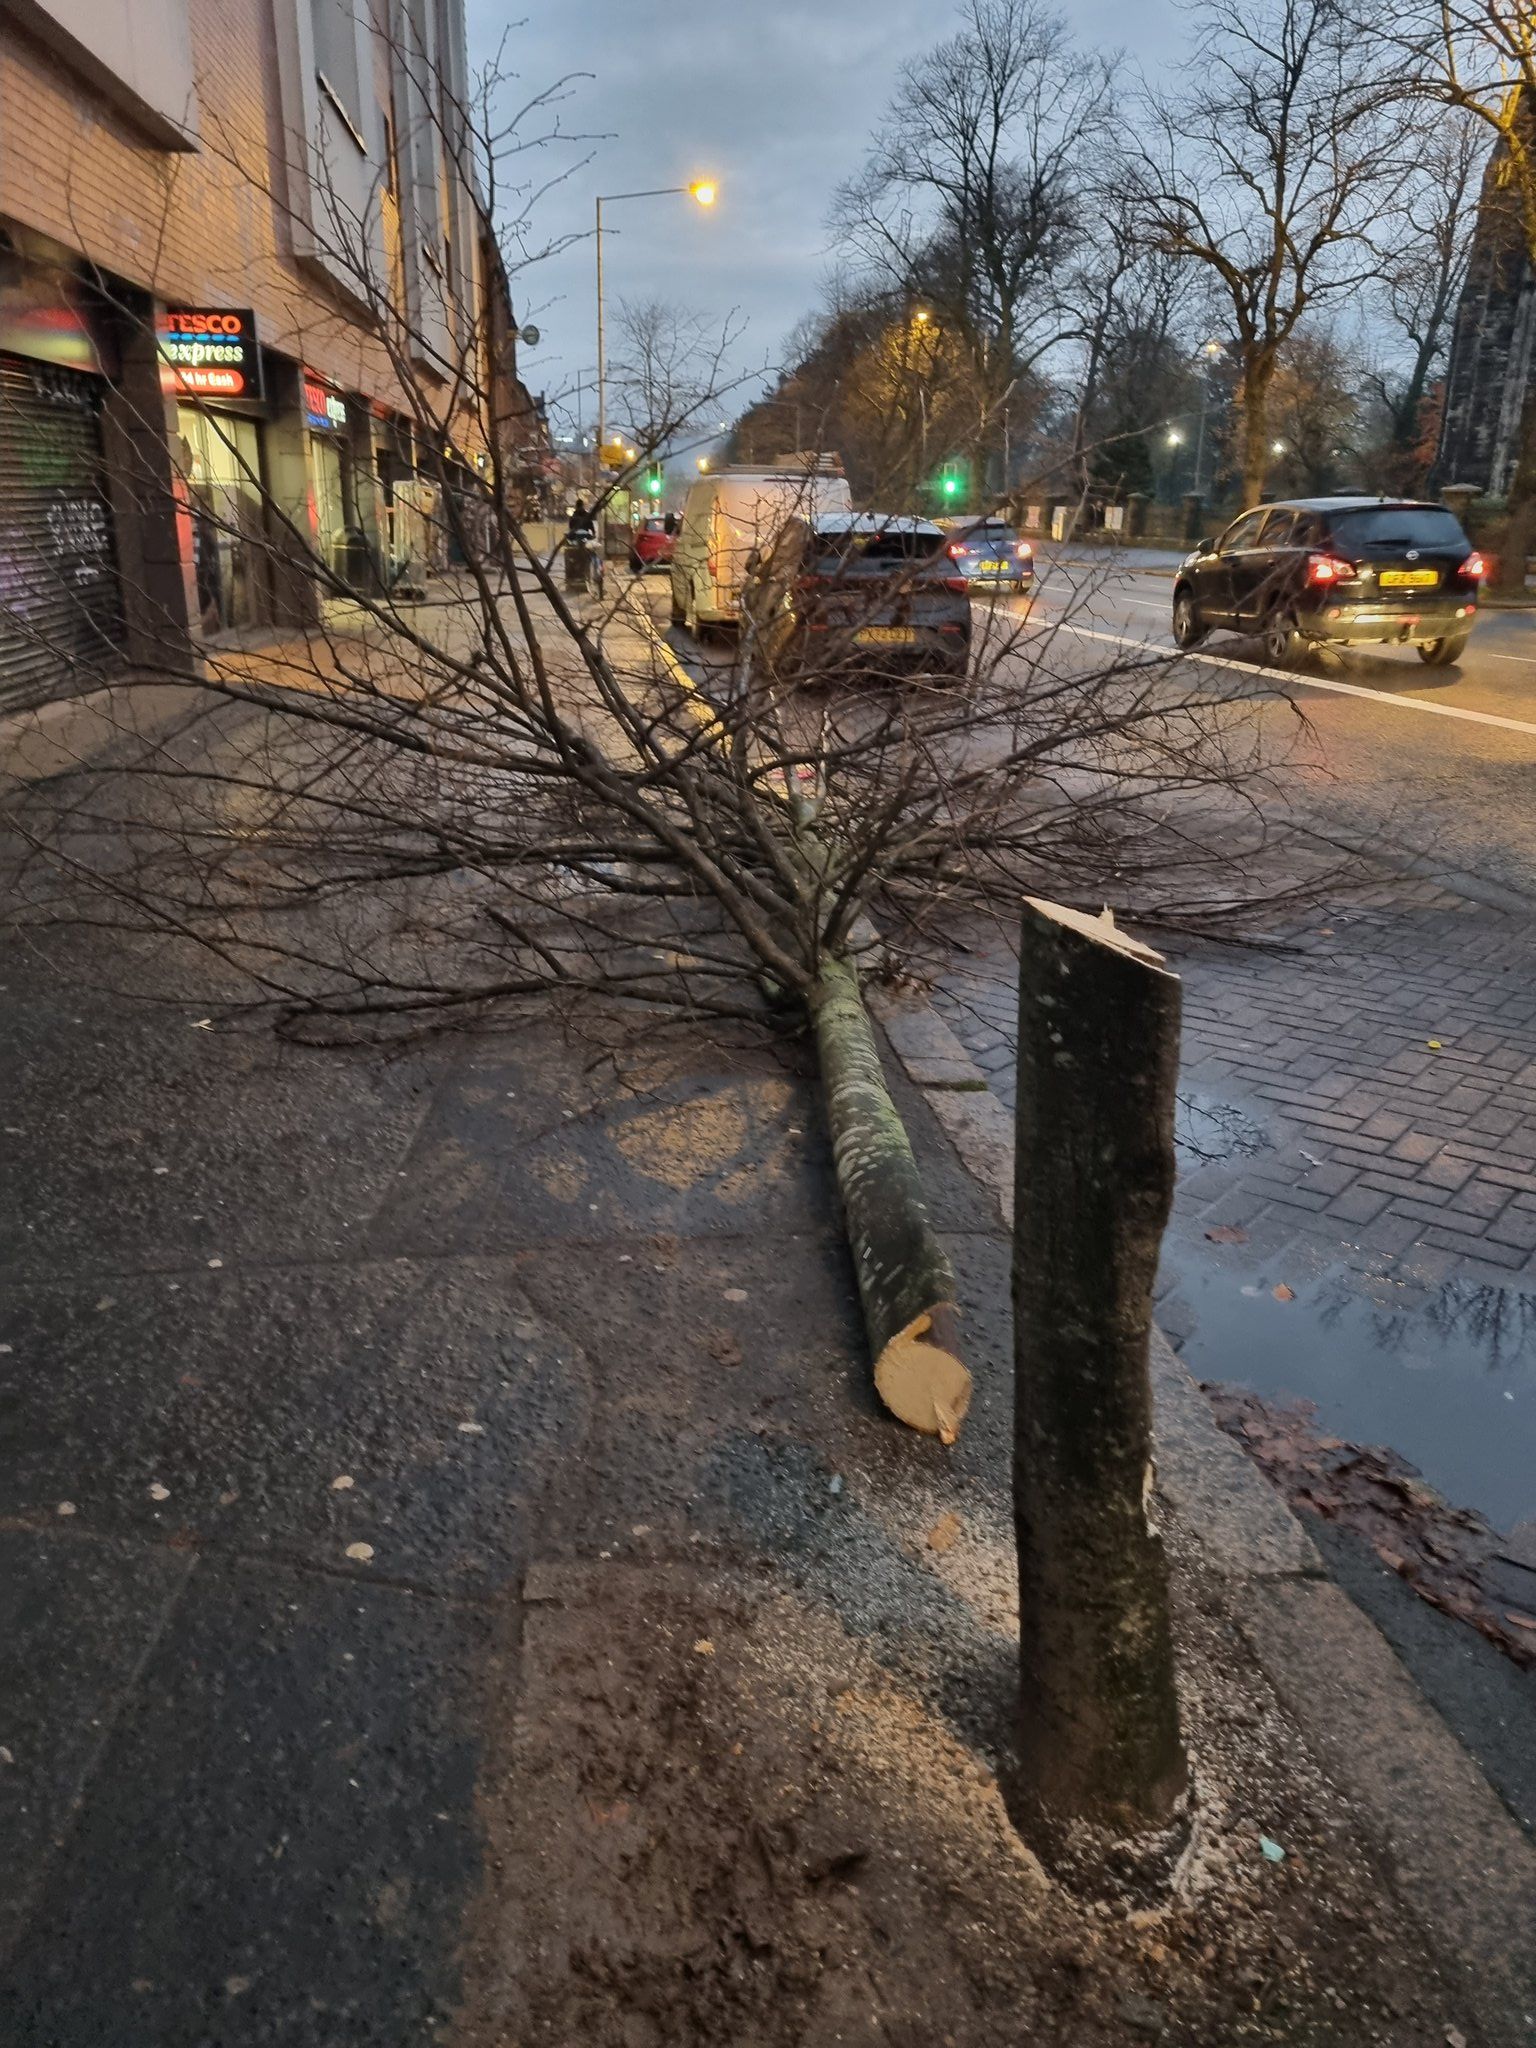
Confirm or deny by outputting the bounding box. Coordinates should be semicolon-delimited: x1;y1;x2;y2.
1058;623;1536;739
1468;646;1536;668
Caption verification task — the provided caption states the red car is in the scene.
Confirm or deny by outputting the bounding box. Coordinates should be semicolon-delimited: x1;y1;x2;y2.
630;515;676;573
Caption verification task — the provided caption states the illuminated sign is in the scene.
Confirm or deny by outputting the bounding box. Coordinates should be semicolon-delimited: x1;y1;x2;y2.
303;375;348;433
157;308;262;400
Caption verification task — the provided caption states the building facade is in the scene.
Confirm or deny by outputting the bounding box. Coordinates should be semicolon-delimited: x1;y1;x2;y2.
1436;124;1536;499
0;0;527;715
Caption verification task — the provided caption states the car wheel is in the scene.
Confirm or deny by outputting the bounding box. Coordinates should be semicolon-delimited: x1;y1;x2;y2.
1261;608;1302;668
1172;587;1207;649
669;583;686;628
1418;634;1470;667
629;553;644;576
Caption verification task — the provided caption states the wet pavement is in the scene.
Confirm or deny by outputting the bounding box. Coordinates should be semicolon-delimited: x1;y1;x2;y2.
935;883;1536;1549
0;917;1020;2044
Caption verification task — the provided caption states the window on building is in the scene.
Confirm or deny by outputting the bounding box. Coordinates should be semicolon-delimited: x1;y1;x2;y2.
313;0;364;136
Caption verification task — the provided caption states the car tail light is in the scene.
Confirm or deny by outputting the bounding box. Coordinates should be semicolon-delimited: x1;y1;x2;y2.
795;573;825;593
1015;541;1033;559
943;576;970;594
1307;553;1356;585
947;541;967;559
1462;551;1488;580
706;555;717;579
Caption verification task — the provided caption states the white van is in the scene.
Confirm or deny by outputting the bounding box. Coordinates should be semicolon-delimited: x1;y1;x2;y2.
669;461;853;634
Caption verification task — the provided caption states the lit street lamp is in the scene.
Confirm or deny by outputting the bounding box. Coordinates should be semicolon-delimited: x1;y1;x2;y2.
595;179;718;463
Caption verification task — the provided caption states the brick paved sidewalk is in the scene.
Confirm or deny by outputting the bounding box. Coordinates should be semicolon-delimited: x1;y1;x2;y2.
934;872;1536;1528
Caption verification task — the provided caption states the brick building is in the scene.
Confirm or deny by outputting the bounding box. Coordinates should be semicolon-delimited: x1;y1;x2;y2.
1436;116;1536;499
0;0;536;715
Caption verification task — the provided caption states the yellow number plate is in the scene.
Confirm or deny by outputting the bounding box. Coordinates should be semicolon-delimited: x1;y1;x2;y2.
855;625;916;644
1379;568;1438;588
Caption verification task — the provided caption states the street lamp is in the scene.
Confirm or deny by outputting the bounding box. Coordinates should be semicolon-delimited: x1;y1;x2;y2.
697;456;710;472
595;178;720;461
1189;340;1225;498
1166;429;1184;447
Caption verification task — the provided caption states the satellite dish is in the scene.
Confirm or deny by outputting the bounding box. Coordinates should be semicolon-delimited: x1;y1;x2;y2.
518;324;540;348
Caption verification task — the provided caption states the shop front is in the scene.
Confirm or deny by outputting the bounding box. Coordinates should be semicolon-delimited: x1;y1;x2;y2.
302;371;352;577
159;307;272;637
0;248;125;716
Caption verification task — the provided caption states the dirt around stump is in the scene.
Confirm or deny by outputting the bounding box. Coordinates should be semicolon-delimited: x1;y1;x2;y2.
449;1557;1476;2047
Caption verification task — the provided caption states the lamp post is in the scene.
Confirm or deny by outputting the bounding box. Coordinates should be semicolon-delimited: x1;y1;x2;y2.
595;180;717;463
1191;339;1223;500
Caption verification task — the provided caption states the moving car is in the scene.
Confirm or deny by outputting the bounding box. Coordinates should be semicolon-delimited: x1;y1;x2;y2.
937;515;1034;591
1172;497;1486;667
630;514;675;574
670;461;854;635
742;512;972;681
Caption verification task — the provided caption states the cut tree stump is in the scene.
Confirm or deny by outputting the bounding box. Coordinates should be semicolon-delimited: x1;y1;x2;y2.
1010;898;1188;1872
810;954;971;1441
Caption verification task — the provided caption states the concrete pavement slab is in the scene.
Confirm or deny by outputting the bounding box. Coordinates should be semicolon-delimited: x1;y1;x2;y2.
0;1530;193;1957
0;1257;590;1597
0;1555;490;2047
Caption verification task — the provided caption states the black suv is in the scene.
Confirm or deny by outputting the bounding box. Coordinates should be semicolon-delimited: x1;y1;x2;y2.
1172;498;1485;668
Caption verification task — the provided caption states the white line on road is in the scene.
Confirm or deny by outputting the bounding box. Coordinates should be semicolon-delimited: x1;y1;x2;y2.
1465;646;1536;667
1060;624;1536;738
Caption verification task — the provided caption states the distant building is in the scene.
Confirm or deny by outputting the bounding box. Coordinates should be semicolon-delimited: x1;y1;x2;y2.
0;0;526;715
1436;120;1536;497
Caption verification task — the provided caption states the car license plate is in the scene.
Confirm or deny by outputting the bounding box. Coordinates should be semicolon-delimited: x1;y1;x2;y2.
979;559;1008;574
855;626;915;644
1379;568;1438;588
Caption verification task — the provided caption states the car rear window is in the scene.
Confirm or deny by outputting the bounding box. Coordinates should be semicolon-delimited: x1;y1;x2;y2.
815;530;944;565
961;523;1019;547
1327;507;1469;551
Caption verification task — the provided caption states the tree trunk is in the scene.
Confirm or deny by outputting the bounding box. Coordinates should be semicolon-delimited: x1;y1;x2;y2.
1009;899;1188;1874
1239;357;1275;509
1497;373;1536;594
810;954;972;1441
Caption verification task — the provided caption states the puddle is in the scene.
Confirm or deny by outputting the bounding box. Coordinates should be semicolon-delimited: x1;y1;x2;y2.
1165;1257;1536;1533
1176;1091;1270;1167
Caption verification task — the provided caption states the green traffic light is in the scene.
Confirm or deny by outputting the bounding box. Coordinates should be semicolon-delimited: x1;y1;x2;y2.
942;475;960;497
646;470;663;495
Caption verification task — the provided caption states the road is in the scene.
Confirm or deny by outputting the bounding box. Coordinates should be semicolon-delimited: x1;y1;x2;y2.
646;561;1536;1549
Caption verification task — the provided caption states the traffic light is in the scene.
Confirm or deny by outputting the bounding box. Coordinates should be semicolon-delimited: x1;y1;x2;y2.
645;465;664;497
940;468;962;500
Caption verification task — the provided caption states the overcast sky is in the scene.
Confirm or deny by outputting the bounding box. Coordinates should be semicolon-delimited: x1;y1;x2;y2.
466;0;1178;434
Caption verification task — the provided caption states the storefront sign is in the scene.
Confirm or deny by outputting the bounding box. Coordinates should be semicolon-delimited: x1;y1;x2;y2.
303;374;348;433
157;309;262;400
0;263;112;375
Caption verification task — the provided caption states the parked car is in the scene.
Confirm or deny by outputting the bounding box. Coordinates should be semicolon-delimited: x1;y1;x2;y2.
1172;498;1486;667
670;462;854;635
936;515;1034;591
742;512;972;681
630;514;676;574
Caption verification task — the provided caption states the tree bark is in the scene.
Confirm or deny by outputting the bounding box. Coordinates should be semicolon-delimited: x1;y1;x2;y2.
810;954;972;1441
1497;373;1536;595
1009;899;1187;1872
1239;359;1274;509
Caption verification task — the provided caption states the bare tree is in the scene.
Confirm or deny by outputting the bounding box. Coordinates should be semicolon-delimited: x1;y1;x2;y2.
830;0;1116;495
1358;113;1482;489
1127;0;1403;506
608;295;747;456
5;24;1320;1451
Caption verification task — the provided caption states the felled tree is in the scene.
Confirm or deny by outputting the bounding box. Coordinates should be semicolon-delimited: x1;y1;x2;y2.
3;29;1314;1438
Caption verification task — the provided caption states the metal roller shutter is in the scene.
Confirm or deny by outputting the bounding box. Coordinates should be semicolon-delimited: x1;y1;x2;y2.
0;353;125;718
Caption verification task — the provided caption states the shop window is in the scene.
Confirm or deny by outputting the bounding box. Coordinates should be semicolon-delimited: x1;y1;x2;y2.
177;407;268;635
